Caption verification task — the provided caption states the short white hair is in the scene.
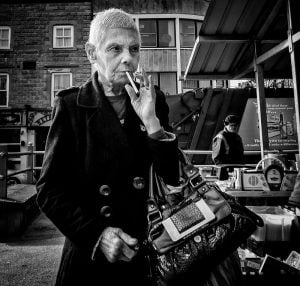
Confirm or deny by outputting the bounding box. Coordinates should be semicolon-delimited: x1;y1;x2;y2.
88;8;140;48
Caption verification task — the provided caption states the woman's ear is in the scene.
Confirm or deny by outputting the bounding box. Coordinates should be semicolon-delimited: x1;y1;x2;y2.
85;42;96;63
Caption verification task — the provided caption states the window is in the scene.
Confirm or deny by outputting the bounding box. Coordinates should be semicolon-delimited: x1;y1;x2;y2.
182;79;199;90
53;25;74;48
139;19;175;48
0;74;9;107
0;27;11;49
180;20;202;47
51;73;72;106
148;72;177;95
23;61;36;70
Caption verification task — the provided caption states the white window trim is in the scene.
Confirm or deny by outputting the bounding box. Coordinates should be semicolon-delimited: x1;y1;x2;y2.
133;14;204;21
51;72;72;106
53;25;74;48
0;26;11;50
139;19;176;49
0;73;9;107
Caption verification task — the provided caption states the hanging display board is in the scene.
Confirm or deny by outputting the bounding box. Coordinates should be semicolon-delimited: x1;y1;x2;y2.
239;98;298;151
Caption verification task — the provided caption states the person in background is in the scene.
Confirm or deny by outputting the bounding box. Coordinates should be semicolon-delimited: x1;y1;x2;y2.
36;8;179;286
212;114;244;166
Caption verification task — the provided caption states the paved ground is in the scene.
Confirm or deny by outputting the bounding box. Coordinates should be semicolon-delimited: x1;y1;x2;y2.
0;212;64;286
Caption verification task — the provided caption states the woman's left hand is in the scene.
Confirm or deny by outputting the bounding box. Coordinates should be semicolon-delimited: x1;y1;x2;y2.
125;69;161;134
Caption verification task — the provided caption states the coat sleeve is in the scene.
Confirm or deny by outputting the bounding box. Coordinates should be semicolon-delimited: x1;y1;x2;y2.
36;96;104;254
147;87;179;185
212;134;226;165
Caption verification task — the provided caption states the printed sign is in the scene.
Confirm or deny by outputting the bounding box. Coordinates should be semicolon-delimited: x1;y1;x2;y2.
27;111;52;127
239;98;298;151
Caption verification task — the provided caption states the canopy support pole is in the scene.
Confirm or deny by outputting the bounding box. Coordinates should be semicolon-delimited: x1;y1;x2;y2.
254;46;269;159
287;0;300;155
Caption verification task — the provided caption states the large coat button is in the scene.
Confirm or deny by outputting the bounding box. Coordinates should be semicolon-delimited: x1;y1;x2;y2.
133;177;145;190
99;206;112;218
99;185;111;196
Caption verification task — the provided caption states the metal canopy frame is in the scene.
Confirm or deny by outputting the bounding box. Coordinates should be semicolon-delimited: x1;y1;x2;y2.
184;0;300;156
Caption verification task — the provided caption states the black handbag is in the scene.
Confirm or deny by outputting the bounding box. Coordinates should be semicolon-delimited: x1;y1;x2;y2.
146;149;264;284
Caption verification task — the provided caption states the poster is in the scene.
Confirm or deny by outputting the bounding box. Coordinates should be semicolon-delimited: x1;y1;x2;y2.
239;98;298;151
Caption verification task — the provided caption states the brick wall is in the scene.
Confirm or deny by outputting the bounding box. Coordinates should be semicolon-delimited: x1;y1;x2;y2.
0;2;92;108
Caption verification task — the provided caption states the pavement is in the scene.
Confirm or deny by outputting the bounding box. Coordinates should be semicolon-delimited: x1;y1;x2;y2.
0;212;64;286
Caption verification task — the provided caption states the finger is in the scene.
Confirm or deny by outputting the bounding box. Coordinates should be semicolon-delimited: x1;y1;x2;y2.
118;230;138;248
148;75;156;99
120;243;138;262
125;84;138;102
148;74;153;89
141;67;149;87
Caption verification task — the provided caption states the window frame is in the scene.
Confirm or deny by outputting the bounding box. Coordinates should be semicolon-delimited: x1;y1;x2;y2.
180;20;202;48
0;26;11;50
148;71;177;95
182;79;200;90
51;72;72;106
0;73;9;107
139;19;176;48
53;25;74;49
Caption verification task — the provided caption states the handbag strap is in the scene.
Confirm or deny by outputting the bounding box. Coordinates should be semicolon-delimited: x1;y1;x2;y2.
147;164;164;226
147;148;204;226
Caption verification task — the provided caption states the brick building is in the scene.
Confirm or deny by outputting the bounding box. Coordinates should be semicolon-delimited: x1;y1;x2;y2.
0;0;211;169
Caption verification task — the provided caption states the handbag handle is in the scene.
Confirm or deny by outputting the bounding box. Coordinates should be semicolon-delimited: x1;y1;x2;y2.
148;148;202;209
147;164;167;227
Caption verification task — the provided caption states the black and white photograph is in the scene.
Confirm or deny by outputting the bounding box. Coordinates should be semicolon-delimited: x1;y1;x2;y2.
1;0;300;285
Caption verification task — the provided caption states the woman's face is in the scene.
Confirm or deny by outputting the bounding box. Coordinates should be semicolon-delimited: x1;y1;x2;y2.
93;28;140;87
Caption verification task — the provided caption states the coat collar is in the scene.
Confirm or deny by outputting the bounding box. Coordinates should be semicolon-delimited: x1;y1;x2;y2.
77;71;139;109
77;72;104;108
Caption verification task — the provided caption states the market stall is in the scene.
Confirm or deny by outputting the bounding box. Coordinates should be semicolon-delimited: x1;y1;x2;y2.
183;0;300;282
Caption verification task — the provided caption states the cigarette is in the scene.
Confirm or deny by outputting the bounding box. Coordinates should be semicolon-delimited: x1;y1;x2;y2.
126;72;139;94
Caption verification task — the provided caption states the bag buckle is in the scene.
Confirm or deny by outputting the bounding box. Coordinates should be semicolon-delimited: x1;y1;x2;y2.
189;174;204;189
147;208;162;225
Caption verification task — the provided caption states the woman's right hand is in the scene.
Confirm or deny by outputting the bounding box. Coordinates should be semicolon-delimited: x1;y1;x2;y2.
125;68;161;135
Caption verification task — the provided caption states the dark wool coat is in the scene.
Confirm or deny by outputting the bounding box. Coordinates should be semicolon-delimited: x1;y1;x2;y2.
36;72;179;286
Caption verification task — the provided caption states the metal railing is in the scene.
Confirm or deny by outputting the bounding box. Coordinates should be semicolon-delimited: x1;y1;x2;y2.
0;145;298;200
182;149;299;155
0;144;44;200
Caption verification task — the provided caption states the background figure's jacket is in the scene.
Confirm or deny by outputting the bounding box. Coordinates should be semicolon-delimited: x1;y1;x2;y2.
212;129;244;165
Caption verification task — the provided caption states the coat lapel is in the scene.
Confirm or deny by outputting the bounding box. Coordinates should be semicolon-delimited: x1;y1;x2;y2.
77;72;132;169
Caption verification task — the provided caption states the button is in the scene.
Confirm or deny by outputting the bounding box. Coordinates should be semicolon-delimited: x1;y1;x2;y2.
99;185;111;196
133;177;145;190
194;235;202;243
140;125;146;132
99;206;112;218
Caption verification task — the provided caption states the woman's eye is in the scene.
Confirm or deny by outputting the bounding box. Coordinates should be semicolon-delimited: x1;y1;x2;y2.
130;46;140;53
108;46;121;53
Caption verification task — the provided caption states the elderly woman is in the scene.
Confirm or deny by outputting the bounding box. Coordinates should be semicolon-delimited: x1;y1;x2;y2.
36;8;242;286
36;8;179;286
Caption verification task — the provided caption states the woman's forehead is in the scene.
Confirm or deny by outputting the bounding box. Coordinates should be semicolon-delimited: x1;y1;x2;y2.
102;28;140;45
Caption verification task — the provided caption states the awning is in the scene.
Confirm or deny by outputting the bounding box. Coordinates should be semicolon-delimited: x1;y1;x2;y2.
184;0;300;80
184;0;300;155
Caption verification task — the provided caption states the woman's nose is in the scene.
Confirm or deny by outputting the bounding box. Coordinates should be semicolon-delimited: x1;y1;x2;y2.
121;49;133;64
